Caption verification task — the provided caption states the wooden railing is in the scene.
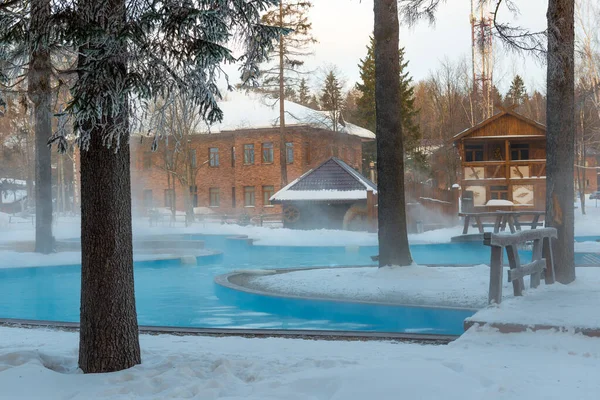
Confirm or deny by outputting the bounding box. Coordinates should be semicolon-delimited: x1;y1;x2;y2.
463;160;546;180
483;228;557;305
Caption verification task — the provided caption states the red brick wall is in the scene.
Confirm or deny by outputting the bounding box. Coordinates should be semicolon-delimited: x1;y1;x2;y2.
130;126;364;217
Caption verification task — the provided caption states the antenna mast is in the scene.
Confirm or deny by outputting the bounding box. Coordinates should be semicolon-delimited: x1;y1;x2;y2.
471;0;495;120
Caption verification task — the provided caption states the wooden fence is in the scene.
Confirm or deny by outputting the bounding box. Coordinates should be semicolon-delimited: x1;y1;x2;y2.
483;228;557;305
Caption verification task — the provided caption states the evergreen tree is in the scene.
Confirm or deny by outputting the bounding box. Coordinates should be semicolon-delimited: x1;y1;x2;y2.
298;78;311;106
320;70;344;132
505;75;527;107
355;37;422;172
12;0;281;374
307;94;320;110
0;0;57;254
260;0;316;186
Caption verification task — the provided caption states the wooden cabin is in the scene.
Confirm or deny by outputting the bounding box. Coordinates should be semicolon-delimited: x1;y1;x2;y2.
453;109;547;211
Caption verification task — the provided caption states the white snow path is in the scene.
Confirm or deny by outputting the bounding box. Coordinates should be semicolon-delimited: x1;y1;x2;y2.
0;326;599;399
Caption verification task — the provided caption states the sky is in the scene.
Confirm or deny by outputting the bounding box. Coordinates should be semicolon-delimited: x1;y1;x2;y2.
223;0;549;96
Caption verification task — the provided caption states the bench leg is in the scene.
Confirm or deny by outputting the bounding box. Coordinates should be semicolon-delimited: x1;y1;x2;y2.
463;216;470;235
476;217;484;233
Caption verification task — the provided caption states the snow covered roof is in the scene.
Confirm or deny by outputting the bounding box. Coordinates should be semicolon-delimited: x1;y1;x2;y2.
270;157;377;203
199;90;375;140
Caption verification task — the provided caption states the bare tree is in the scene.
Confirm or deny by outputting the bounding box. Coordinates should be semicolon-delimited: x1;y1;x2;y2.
260;0;316;186
151;94;208;225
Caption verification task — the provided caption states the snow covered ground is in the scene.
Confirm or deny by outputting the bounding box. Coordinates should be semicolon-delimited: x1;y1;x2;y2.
1;326;599;399
244;265;497;309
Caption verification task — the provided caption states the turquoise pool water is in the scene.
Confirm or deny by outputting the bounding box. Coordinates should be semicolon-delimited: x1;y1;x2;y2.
0;234;597;335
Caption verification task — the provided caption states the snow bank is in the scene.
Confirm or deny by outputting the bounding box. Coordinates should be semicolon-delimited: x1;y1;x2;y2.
1;326;600;399
245;264;511;309
467;267;600;330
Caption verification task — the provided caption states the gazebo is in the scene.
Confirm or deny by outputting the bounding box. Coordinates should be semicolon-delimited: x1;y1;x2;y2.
270;157;377;231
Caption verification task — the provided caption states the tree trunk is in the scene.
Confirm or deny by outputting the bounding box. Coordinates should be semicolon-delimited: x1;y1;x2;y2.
374;0;412;267
546;0;575;284
28;0;54;254
78;0;141;373
278;0;288;187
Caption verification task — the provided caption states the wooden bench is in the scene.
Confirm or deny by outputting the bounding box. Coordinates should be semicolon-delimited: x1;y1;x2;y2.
483;228;557;305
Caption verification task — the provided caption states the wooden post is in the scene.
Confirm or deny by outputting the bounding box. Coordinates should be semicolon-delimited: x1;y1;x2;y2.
366;190;377;233
543;236;556;284
505;245;524;296
530;239;543;288
488;244;504;304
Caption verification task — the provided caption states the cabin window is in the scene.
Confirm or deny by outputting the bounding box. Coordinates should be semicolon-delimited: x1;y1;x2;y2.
209;147;219;167
490;185;509;201
231;147;236;167
465;145;484;162
164;189;175;208
286;142;294;163
244;144;255;165
263;185;275;206
262;142;274;163
510;143;530;161
244;186;255;207
209;188;220;207
189;185;198;207
231;187;236;208
189;149;197;168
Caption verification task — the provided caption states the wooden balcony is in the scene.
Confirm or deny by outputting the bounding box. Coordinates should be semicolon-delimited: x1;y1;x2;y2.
463;160;546;182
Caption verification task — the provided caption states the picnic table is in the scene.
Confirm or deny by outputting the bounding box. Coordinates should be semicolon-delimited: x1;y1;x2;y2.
458;211;545;235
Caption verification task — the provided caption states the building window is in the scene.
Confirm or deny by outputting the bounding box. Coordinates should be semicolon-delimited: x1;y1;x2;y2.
286;142;294;163
143;189;153;208
232;187;236;208
263;185;275;206
304;142;311;165
244;144;255;165
262;142;274;163
244;186;255;207
231;147;236;167
510;143;530;161
189;185;198;207
209;147;219;167
189;149;197;168
143;152;152;170
490;185;509;200
209;187;220;207
164;189;175;208
465;144;484;162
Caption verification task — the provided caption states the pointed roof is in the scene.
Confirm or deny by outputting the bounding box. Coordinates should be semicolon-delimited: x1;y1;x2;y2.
452;108;546;143
270;157;377;202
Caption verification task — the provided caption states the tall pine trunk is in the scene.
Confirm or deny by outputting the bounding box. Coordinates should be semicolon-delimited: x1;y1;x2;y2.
546;0;575;284
374;0;412;267
78;0;141;373
278;0;288;187
28;0;54;254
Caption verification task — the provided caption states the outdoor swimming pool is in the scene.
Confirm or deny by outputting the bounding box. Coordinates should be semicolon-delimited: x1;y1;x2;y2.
0;234;598;335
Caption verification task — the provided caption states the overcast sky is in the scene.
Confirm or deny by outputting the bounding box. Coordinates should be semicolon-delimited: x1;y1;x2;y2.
223;0;549;96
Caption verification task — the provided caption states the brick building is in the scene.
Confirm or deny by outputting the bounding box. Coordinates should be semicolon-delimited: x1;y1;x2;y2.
130;91;375;218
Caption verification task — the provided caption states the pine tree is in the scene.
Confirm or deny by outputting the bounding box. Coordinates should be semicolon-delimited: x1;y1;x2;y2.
320;70;344;132
33;0;282;374
505;75;527;107
260;0;316;186
298;78;311;106
307;94;320;110
355;37;422;172
374;0;412;267
1;0;56;254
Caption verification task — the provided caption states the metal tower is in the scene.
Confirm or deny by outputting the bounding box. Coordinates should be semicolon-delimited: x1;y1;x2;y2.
471;0;495;120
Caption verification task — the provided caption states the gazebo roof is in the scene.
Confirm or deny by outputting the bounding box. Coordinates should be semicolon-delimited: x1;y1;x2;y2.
270;157;377;202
